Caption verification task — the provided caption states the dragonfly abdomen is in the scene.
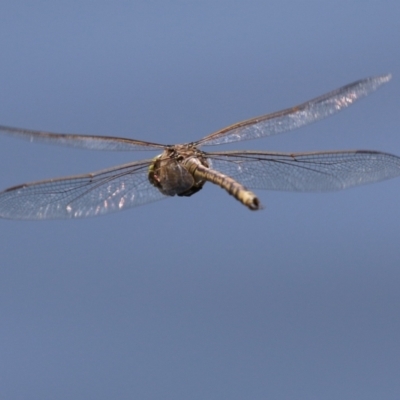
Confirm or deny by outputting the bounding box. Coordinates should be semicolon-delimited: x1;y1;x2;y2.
184;158;261;210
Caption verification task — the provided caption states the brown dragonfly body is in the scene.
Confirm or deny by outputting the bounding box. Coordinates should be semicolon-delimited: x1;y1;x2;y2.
149;144;260;210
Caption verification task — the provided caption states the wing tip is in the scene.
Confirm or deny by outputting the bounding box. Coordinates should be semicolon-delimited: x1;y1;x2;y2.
375;73;392;85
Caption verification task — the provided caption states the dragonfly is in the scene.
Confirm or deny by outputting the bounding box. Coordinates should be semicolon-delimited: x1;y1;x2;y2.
0;74;397;220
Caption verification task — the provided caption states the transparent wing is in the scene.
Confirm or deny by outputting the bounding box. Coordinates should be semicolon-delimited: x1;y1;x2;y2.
0;159;167;219
207;150;400;191
0;125;165;151
196;74;391;147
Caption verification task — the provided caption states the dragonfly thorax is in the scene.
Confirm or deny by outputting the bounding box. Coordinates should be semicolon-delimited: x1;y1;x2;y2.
148;145;209;197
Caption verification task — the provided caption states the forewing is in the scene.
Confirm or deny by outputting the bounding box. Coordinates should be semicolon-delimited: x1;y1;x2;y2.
0;125;165;151
0;159;167;219
207;150;400;192
196;74;391;146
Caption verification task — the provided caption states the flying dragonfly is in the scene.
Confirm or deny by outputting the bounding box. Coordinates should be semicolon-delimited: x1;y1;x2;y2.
0;74;397;220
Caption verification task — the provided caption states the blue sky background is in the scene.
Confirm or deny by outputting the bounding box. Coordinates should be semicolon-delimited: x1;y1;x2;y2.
0;2;399;399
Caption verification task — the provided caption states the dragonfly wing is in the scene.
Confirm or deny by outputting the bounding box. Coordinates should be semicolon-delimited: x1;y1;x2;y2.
0;159;167;219
207;150;400;192
197;74;391;146
0;125;165;151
